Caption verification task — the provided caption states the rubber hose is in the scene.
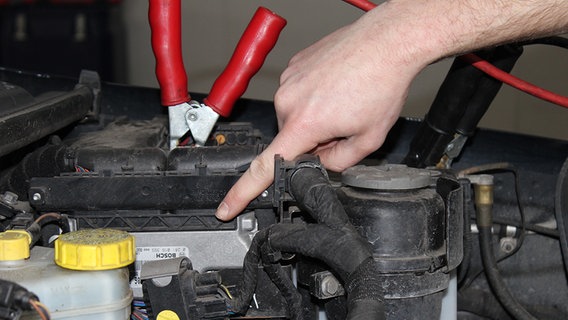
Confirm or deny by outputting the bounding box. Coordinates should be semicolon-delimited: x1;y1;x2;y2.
554;157;568;278
288;167;385;320
478;226;536;320
458;179;474;287
266;223;384;320
232;228;267;314
289;166;352;230
240;165;385;319
260;243;306;320
267;223;370;280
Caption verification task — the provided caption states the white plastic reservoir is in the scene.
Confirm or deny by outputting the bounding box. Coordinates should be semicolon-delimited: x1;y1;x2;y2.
0;229;134;320
0;243;133;319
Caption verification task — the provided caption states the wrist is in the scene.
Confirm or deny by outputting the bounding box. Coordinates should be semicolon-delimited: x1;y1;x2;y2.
353;1;450;77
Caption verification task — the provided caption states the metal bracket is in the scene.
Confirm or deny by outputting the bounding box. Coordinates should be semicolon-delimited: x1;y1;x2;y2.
76;69;101;120
168;101;219;149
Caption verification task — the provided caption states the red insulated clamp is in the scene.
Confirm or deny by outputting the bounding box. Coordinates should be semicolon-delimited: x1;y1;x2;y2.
149;0;190;106
204;7;287;118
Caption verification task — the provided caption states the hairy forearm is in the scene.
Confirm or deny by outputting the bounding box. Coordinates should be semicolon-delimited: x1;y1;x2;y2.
362;0;568;68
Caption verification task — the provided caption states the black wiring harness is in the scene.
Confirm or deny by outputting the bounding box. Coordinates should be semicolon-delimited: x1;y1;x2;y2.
0;279;50;320
231;159;385;320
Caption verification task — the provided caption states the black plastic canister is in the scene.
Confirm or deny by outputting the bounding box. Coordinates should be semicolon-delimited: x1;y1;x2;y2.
338;164;456;320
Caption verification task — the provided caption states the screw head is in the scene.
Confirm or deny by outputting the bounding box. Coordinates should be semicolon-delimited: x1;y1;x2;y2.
261;190;269;198
500;237;517;253
32;193;42;202
186;112;198;122
321;277;339;295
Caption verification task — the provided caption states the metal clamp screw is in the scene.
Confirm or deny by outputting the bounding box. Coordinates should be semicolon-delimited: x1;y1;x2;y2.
186;111;198;122
32;193;42;202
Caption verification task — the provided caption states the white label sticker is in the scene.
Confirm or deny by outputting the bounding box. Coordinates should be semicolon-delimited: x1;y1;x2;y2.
131;246;190;289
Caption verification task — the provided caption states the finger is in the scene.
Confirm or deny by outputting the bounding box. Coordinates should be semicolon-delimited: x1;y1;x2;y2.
316;134;383;172
310;139;339;154
216;128;317;221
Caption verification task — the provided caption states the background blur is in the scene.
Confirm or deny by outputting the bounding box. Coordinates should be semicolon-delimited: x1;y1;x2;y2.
2;0;567;140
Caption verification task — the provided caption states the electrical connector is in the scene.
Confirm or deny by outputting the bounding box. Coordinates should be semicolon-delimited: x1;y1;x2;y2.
0;279;39;320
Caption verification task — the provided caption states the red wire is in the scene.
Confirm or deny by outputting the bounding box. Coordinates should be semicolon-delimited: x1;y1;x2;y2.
131;311;144;320
342;0;568;109
460;53;568;108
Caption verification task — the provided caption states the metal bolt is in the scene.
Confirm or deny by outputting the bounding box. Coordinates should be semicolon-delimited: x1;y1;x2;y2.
321;276;340;296
261;190;269;198
186;112;198;122
32;193;42;202
500;237;517;253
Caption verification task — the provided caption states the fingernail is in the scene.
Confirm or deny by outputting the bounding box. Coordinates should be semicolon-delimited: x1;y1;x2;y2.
215;202;229;220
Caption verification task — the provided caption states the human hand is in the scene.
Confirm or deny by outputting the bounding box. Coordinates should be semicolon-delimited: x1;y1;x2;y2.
215;4;433;221
214;0;568;219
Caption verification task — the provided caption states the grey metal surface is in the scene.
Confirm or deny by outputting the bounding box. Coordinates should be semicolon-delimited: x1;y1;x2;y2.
140;256;189;280
130;212;257;297
342;164;432;190
168;101;220;148
167;102;192;149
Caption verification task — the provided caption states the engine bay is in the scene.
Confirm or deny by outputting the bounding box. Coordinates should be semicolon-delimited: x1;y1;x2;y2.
0;39;568;320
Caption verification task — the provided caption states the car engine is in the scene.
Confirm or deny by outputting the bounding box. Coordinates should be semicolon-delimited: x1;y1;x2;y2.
0;21;568;320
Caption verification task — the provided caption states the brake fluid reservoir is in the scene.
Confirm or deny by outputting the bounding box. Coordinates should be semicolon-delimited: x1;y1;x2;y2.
0;228;135;320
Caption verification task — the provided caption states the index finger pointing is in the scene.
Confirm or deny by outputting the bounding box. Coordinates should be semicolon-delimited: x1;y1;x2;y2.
215;128;316;221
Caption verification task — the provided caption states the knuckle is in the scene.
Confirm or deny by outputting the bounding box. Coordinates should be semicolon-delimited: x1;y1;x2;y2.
279;69;291;85
333;162;350;172
356;135;384;155
288;51;302;66
274;87;285;106
274;88;292;114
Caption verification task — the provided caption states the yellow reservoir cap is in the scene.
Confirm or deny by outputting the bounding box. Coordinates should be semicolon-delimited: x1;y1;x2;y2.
54;229;135;271
0;230;31;261
157;310;180;320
